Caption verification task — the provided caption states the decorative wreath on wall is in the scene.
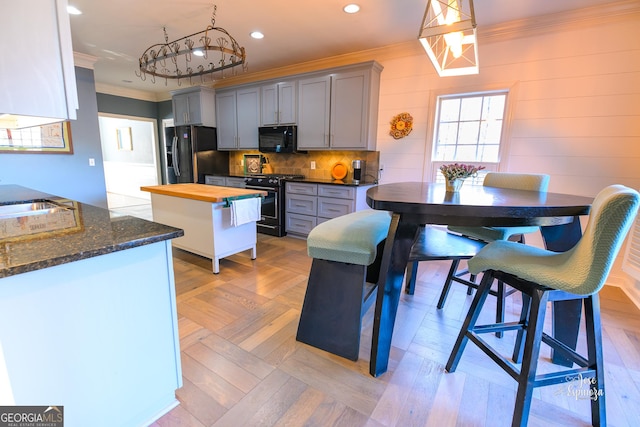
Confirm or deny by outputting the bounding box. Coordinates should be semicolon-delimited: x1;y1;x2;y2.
389;112;413;139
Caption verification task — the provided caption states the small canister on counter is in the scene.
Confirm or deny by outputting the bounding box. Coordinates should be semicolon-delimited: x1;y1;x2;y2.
352;160;366;185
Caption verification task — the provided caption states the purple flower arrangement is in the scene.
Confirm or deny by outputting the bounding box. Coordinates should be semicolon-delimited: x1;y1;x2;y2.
439;163;485;181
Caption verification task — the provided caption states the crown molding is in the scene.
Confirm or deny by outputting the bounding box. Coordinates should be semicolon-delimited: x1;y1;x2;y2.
213;41;425;89
94;83;171;102
478;0;640;43
73;52;98;69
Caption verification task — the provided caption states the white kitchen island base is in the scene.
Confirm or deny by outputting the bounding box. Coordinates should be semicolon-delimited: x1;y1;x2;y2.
0;241;181;427
149;192;257;273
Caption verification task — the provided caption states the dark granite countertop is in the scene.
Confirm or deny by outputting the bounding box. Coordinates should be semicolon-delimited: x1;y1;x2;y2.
285;177;377;186
207;174;377;187
0;185;184;278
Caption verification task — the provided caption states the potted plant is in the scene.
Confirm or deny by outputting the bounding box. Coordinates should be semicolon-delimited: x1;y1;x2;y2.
439;163;485;192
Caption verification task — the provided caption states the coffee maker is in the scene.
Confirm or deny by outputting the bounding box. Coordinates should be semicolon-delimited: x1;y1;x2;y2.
352;159;366;185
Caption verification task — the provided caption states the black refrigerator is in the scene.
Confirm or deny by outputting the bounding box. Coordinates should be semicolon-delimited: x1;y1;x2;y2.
165;125;229;184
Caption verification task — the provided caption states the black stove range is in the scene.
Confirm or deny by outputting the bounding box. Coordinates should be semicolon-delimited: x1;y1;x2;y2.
243;174;304;236
244;174;305;187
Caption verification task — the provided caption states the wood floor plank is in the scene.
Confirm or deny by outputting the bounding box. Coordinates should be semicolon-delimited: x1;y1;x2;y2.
173;377;227;426
181;353;246;409
178;298;230;332
370;351;425;425
301;397;352;426
279;347;386;416
212;369;292;427
238;308;300;352
179;324;213;351
483;382;517;427
242;376;308;426
250;317;300;364
150;402;206;427
425;369;466;427
272;386;326;427
393;358;443;427
454;374;489;427
199;332;275;379
185;341;263;394
216;299;292;343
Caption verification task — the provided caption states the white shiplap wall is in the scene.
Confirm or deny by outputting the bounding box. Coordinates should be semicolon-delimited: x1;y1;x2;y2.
373;7;640;304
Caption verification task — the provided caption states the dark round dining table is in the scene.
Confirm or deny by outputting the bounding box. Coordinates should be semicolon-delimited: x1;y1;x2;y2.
366;182;594;377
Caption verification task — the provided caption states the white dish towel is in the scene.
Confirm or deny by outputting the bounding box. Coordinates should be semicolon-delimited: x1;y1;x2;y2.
230;197;262;227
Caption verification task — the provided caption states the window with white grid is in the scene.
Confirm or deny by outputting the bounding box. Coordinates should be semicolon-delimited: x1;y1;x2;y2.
431;90;509;184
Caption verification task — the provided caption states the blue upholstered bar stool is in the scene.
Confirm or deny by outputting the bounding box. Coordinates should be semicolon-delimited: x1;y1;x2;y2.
446;184;640;427
406;173;550;336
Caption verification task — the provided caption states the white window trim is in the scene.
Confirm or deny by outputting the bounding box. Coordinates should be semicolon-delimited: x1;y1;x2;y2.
422;81;520;183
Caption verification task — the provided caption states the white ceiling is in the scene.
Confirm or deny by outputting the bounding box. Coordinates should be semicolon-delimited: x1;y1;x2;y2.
68;0;622;97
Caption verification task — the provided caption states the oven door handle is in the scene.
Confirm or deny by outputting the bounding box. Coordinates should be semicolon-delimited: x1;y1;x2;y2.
245;185;277;191
257;223;278;230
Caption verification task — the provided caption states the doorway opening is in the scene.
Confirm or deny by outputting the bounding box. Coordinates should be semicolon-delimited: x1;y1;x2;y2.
98;114;160;220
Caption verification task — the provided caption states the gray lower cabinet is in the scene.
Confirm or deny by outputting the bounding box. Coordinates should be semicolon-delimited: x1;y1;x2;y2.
225;177;246;188
204;176;246;188
285;182;373;236
204;176;226;186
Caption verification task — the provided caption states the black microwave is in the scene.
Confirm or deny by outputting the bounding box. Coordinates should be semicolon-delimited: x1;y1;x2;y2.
258;125;297;153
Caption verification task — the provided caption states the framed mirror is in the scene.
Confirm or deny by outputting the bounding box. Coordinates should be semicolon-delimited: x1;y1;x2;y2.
0;121;73;154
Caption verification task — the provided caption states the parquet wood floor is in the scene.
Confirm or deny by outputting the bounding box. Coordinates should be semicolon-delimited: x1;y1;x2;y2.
151;234;640;427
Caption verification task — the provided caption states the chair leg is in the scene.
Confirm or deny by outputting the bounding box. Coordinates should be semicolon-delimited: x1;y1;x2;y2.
512;287;549;427
495;280;506;338
512;294;531;364
584;294;606;426
467;274;475;295
446;272;494;372
405;261;418;295
437;260;461;309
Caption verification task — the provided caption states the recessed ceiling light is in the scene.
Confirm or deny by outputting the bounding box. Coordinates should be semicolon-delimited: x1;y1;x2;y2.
343;4;360;14
67;5;82;15
250;31;264;39
193;49;205;57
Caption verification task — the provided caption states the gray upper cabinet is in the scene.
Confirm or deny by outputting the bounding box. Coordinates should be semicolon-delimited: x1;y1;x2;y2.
171;87;216;127
214;61;382;151
215;91;236;150
216;86;260;150
297;76;331;150
261;81;297;126
330;69;376;150
297;62;382;151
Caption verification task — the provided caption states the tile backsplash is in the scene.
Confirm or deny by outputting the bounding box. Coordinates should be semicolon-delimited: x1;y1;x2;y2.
230;150;380;183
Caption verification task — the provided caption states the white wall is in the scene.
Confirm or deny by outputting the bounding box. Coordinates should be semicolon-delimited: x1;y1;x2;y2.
373;8;640;303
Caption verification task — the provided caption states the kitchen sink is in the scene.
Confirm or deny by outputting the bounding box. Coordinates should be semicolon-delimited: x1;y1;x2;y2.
0;200;79;238
0;200;72;219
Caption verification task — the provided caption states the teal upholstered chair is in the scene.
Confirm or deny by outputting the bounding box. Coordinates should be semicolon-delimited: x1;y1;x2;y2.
446;184;640;427
406;173;550;335
447;172;551;241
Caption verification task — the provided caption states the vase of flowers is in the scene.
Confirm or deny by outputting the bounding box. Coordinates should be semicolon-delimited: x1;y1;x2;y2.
439;163;485;192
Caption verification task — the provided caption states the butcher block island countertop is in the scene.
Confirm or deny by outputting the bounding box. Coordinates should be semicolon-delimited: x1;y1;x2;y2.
141;183;266;273
140;183;266;203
